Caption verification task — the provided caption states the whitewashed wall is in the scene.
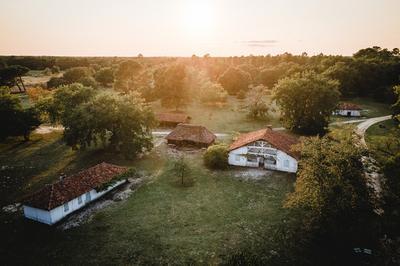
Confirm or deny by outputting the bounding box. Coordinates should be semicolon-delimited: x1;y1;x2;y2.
228;146;298;173
23;180;126;225
334;110;361;117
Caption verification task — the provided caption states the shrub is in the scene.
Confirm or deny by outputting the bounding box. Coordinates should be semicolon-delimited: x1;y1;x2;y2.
203;144;229;169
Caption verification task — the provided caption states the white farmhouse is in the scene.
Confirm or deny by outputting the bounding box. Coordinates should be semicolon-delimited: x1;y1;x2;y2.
334;103;362;117
228;128;299;173
23;162;127;225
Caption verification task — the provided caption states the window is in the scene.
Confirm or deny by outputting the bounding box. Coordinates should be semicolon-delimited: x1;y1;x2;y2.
78;195;82;204
284;160;290;168
64;203;69;212
85;192;91;202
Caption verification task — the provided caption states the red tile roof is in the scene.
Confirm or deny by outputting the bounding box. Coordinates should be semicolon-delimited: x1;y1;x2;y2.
156;112;191;124
229;128;300;159
166;124;216;145
24;162;127;210
337;103;362;110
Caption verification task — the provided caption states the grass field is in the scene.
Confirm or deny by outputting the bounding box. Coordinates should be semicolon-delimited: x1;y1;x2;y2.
0;132;294;265
365;119;400;163
151;96;282;133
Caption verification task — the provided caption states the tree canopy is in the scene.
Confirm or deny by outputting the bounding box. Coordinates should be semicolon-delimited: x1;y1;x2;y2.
218;67;251;96
273;71;340;134
0;87;40;140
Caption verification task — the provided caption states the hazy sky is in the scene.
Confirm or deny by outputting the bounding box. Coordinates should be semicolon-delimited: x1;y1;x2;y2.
0;0;399;56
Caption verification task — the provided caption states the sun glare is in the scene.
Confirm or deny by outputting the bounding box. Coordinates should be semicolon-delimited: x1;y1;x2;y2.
181;1;216;40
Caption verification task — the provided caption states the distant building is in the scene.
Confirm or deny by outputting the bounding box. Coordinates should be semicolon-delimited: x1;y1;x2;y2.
156;112;191;127
228;128;299;173
23;162;127;225
165;124;216;148
334;103;362;117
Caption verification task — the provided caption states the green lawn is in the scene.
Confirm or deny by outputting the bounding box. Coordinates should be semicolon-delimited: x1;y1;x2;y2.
0;133;294;265
365;119;400;163
151;96;282;133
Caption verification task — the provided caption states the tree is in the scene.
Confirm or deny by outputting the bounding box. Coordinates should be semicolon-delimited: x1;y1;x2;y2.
203;144;229;169
154;63;189;109
55;90;155;158
0;87;40;141
47;77;67;89
63;67;91;84
218;67;251;96
392;85;400;122
323;62;360;97
285;136;373;241
114;60;143;92
171;156;191;185
47;83;96;124
244;85;271;119
273;71;340;134
95;67;114;87
78;76;98;89
0;65;30;92
198;82;228;106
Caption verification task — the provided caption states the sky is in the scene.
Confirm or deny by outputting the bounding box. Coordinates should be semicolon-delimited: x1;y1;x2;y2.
0;0;399;57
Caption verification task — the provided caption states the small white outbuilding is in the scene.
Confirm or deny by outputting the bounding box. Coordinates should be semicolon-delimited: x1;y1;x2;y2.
23;162;127;225
228;128;299;173
334;103;362;117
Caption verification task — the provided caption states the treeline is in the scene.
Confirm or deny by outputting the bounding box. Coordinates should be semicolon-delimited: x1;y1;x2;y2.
2;46;399;101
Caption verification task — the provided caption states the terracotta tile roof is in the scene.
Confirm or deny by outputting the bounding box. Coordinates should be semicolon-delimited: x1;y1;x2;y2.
166;124;216;145
156;112;191;124
337;103;362;110
229;128;300;159
24;162;127;210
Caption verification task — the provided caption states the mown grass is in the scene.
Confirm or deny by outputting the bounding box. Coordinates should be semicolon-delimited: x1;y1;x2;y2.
151;96;282;133
365;119;400;163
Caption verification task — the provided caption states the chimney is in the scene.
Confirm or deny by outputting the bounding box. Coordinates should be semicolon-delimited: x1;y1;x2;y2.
59;173;66;181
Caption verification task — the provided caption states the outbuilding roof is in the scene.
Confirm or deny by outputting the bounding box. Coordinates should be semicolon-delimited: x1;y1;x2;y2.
156;112;191;124
24;162;127;210
165;124;216;145
229;128;300;159
337;103;362;110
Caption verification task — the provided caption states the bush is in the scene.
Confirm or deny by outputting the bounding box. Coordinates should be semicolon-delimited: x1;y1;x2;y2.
203;144;229;169
47;77;67;89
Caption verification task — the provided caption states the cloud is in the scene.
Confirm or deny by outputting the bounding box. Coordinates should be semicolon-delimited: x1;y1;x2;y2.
239;40;278;48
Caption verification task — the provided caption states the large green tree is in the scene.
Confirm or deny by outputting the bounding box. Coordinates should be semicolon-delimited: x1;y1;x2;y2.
95;67;114;87
273;71;340;134
0;87;40;141
45;84;156;158
154;63;189;109
0;65;30;92
218;67;251;96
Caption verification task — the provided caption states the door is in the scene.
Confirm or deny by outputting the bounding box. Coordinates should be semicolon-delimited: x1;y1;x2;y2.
347;111;351;117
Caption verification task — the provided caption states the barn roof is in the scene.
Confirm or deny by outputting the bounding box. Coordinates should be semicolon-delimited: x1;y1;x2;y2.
165;124;216;144
24;162;127;210
229;128;300;159
156;112;191;124
337;103;362;110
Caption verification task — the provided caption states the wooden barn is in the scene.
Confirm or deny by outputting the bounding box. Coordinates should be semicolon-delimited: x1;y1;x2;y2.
156;112;191;127
165;124;216;148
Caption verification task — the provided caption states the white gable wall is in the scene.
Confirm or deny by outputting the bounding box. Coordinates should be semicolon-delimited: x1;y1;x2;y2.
23;180;126;225
228;145;298;173
334;109;361;117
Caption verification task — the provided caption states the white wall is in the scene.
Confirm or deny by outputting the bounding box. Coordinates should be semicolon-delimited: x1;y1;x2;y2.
334;110;361;117
23;180;126;225
228;146;298;173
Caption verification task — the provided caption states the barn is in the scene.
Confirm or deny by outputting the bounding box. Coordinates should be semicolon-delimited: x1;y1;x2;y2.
165;124;216;148
23;162;127;225
156;112;191;127
228;128;299;173
334;103;362;117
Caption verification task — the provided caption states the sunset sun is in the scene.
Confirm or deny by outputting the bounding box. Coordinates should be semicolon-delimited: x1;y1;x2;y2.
182;1;216;39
